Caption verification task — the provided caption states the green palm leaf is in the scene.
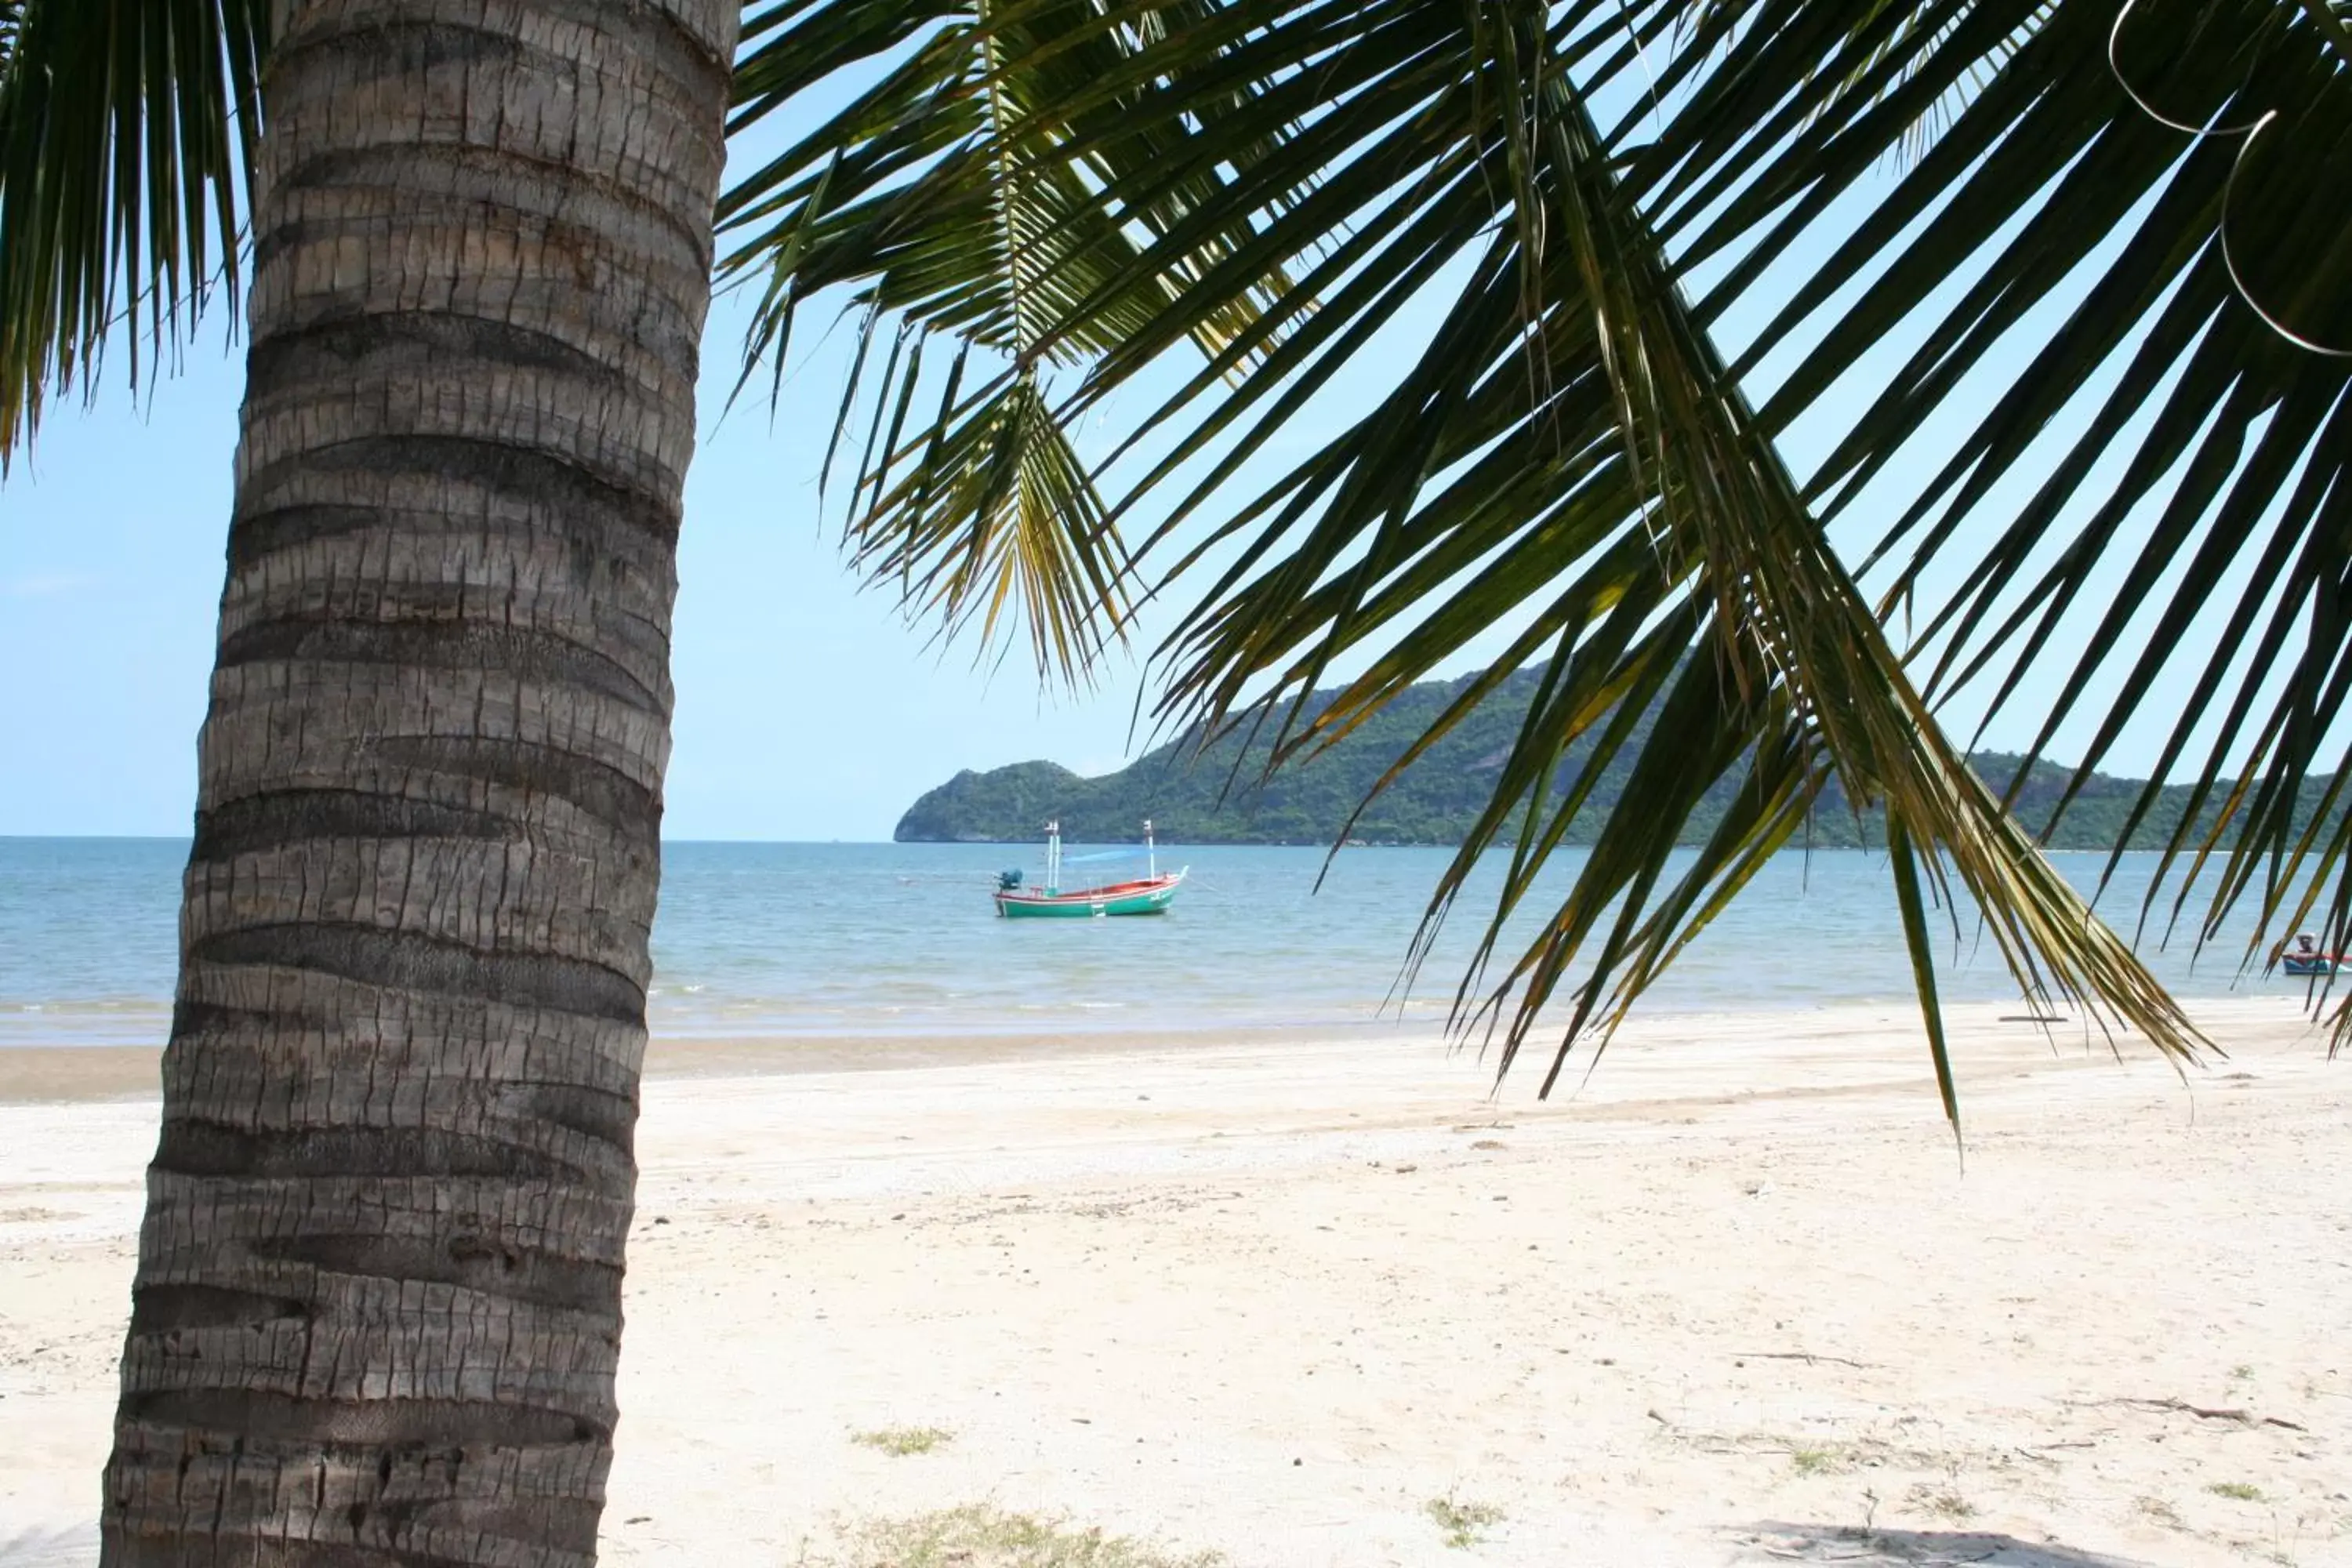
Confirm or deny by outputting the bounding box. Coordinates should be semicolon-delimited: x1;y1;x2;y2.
0;0;267;466
722;0;1305;680
727;0;2234;1113
1646;0;2352;1028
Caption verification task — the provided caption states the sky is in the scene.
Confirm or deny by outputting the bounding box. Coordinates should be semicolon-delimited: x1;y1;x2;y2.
0;32;2312;844
0;290;1178;840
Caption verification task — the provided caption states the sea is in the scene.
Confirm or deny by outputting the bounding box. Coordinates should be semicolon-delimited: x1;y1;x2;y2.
0;837;2319;1052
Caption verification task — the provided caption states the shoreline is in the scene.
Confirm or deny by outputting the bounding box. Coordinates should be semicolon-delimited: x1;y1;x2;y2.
0;994;2325;1108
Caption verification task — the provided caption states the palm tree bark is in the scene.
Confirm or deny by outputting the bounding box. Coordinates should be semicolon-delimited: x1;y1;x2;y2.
100;2;736;1563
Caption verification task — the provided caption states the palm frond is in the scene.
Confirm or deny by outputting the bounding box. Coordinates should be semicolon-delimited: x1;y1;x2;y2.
1642;0;2352;1033
846;352;1132;675
0;0;267;466
723;0;1305;681
1138;15;2199;1093
738;0;2240;1115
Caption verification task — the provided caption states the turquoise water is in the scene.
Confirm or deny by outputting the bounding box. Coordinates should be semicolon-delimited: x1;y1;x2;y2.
0;837;2309;1047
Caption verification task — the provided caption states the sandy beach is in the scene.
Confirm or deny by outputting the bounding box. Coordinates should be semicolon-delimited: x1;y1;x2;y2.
3;1000;2348;1566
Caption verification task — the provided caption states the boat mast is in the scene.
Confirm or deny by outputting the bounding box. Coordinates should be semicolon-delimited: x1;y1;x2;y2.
1046;819;1061;895
1144;818;1156;880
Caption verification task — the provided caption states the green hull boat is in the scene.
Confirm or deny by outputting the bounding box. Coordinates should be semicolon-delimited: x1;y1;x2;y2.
994;821;1185;918
995;877;1183;917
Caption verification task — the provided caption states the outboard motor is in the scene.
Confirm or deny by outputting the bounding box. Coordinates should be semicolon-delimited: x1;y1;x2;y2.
996;869;1024;891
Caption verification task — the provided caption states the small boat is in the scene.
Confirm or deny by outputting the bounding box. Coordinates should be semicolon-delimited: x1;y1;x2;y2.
2281;935;2345;976
995;819;1185;919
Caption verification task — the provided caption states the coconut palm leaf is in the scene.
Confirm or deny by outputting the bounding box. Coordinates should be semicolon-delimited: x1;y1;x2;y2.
1639;0;2352;1027
0;0;267;466
726;0;2232;1109
720;0;1304;680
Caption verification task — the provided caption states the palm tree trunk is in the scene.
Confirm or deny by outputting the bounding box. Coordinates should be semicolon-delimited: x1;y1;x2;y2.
100;2;737;1563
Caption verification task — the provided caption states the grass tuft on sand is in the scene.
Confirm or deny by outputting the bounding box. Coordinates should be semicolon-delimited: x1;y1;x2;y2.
813;1504;1221;1567
851;1425;953;1456
1424;1497;1505;1549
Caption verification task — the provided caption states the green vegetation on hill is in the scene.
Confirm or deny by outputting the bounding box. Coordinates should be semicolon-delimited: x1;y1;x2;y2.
895;669;2339;850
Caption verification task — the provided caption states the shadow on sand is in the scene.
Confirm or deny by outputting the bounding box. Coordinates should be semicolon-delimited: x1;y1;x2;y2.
0;1526;92;1568
1734;1523;2160;1566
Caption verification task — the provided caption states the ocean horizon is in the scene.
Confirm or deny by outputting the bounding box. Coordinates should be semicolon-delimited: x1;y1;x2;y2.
0;835;2318;1051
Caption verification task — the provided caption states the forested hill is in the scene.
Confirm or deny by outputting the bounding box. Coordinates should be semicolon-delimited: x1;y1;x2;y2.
894;668;2333;849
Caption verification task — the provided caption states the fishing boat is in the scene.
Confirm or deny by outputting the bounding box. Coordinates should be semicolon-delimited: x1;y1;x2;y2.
2281;935;2345;976
994;820;1185;918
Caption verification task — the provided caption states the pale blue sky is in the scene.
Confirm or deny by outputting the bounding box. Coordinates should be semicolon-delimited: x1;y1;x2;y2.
0;61;2291;843
0;285;1180;840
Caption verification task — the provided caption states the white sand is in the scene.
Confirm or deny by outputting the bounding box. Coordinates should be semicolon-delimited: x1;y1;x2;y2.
4;1000;2349;1566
